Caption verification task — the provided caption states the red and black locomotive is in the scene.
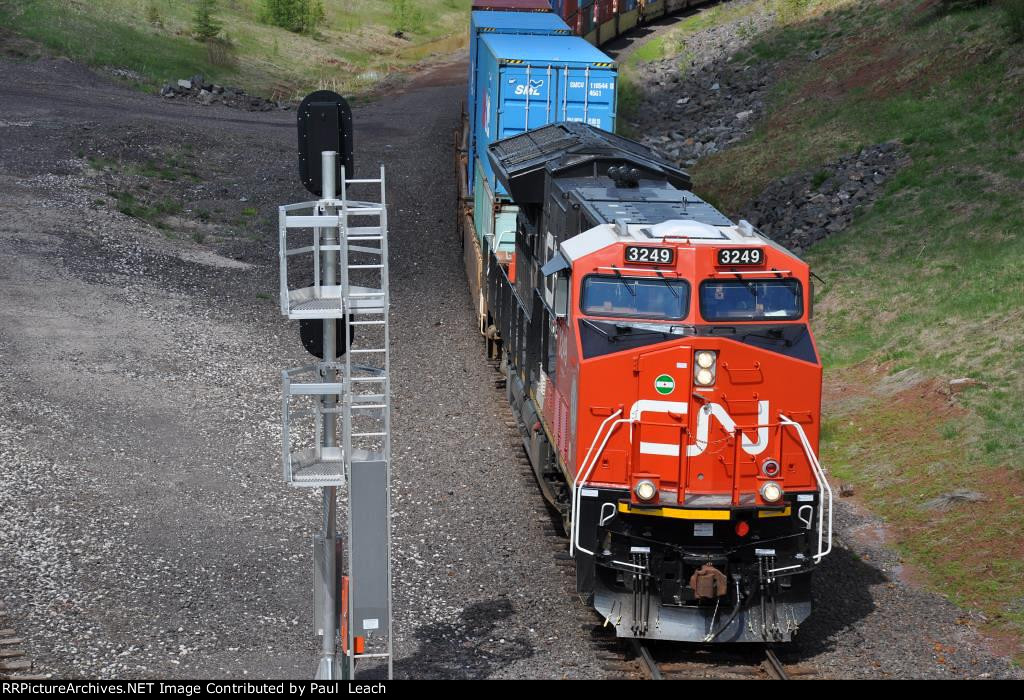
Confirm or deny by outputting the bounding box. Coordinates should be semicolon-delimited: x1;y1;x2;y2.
464;122;833;643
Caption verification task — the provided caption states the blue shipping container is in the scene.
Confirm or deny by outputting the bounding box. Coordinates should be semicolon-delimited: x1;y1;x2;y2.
467;10;571;194
474;33;617;195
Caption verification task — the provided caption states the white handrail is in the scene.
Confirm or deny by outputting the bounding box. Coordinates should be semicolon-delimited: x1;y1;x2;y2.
566;411;832;576
775;415;833;571
571;411;628;556
570;410;621;556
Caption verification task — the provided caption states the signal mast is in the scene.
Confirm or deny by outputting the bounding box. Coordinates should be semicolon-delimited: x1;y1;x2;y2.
277;91;393;680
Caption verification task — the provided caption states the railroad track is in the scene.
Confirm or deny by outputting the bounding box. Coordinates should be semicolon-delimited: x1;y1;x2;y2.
628;639;816;680
0;608;47;681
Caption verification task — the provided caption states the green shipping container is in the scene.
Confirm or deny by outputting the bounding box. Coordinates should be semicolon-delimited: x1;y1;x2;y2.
473;157;518;257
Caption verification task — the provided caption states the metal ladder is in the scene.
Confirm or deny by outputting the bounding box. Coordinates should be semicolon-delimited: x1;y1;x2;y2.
280;166;392;489
339;167;393;679
337;166;391;489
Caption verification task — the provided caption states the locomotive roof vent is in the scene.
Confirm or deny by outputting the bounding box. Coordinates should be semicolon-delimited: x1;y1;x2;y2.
614;218;630;238
644;219;728;241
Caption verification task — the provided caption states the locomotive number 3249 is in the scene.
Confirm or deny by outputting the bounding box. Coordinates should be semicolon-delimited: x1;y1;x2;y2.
625;246;674;265
716;247;764;266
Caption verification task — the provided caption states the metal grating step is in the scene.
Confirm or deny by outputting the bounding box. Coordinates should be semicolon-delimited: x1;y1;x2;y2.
289;447;345;487
286;285;386;319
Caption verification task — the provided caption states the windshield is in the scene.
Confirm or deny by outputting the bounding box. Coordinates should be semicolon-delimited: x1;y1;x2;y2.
699;279;803;321
582;275;690;320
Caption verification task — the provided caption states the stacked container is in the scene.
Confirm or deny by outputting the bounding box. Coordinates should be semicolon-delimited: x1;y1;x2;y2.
474;33;617;191
467;9;572;195
472;0;553;9
471;32;617;255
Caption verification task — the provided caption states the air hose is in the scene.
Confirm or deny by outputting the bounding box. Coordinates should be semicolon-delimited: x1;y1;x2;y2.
703;576;743;643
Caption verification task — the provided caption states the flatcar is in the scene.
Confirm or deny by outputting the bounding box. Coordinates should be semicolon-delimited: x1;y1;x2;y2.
455;8;833;644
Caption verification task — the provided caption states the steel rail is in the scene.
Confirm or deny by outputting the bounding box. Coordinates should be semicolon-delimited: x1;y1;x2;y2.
631;640;663;680
763;647;790;680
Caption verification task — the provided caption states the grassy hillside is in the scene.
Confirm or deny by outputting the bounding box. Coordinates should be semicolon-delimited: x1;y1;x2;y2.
685;0;1024;659
0;0;471;96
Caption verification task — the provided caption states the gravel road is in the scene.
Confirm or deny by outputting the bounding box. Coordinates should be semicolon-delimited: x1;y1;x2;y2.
1;19;1021;680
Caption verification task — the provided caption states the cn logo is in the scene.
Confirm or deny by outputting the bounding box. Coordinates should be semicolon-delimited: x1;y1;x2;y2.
630;400;770;458
514;80;544;97
688;400;769;457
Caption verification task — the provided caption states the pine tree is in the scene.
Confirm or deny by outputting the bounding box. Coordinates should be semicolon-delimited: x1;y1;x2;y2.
192;0;223;41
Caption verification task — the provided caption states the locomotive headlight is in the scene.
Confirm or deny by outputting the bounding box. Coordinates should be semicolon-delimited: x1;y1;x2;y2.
760;481;784;503
634;480;657;502
695;350;716;369
695;367;715;386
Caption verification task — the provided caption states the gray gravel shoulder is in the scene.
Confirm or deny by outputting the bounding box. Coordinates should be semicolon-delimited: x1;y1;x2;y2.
0;55;603;679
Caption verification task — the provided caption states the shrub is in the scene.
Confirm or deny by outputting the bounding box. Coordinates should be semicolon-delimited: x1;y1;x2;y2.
391;0;425;33
146;3;163;27
259;0;326;34
1002;0;1024;42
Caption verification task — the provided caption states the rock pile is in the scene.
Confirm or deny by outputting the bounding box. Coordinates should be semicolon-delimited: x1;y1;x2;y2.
634;60;774;166
626;0;777;166
738;142;909;252
159;74;291;112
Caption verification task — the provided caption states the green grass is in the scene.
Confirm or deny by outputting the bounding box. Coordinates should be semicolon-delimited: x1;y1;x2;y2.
112;190;183;225
624;0;849;68
0;0;472;96
690;0;1024;658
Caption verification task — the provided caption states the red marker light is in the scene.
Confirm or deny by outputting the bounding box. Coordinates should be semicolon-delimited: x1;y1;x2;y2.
735;520;750;537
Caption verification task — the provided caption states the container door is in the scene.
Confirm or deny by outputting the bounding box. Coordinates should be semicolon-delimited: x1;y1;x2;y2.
559;66;616;130
498;64;558;141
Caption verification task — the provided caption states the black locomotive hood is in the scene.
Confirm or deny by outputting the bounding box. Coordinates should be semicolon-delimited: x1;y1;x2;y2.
488;122;691;204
